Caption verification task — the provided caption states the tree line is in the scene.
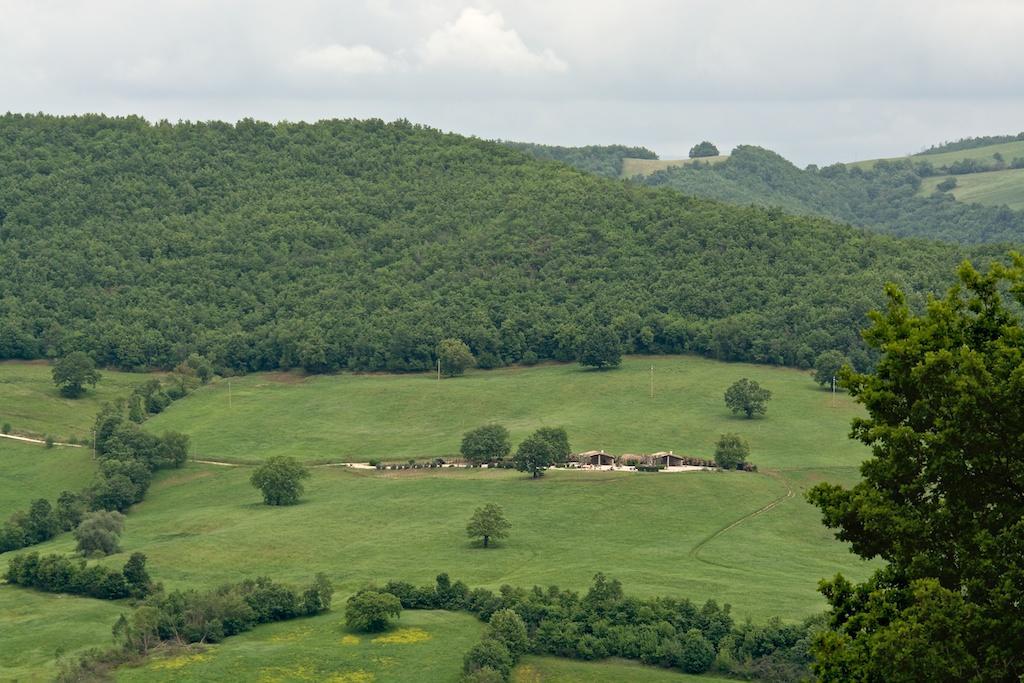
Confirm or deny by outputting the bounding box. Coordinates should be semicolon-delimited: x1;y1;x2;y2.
0;114;983;375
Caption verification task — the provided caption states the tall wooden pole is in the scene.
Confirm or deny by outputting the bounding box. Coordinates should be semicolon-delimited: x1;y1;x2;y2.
650;365;654;399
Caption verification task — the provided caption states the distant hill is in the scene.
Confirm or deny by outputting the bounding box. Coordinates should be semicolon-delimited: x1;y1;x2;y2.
620;155;729;177
638;145;1024;244
916;132;1024;156
0;115;991;374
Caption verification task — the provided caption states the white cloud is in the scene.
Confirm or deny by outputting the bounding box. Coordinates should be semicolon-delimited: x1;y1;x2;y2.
293;44;399;75
418;7;567;74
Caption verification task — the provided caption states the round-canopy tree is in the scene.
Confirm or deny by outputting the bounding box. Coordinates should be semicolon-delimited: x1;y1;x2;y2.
345;590;402;632
460;424;511;465
52;352;101;398
813;350;848;387
437;338;475;377
689;141;720;158
466;503;511;548
512;427;571;478
713;433;750;469
250;456;310;506
576;326;621;369
74;510;125;557
724;378;772;418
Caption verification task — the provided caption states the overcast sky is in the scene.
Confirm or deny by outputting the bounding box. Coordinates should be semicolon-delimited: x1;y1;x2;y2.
2;0;1023;165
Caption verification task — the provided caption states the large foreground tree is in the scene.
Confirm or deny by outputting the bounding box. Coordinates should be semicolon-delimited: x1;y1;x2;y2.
807;258;1024;681
52;352;101;398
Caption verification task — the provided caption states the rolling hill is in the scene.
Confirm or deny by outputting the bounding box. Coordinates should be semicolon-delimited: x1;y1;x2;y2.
0;114;991;376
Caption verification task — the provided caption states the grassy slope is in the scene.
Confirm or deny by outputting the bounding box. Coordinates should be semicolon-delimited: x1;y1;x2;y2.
622;157;729;177
850;139;1024;169
0;439;96;517
918;168;1024;210
15;464;870;622
0;587;125;680
514;657;734;682
0;362;147;441
116;609;484;683
144;356;866;468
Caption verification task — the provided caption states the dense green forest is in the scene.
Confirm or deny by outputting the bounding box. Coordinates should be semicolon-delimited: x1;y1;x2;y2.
639;145;1024;243
500;141;657;178
0;115;994;374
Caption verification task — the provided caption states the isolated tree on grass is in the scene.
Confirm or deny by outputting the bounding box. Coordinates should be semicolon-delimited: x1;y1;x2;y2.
466;503;511;548
52;352;101;398
807;261;1024;680
460;424;511;465
250;456;310;506
724;378;772;418
714;433;749;470
74;510;125;557
345;590;402;632
576;325;622;369
513;427;570;478
813;350;848;387
437;338;475;377
689;141;720;158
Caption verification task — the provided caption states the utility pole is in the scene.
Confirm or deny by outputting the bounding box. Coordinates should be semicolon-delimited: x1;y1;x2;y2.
831;375;836;408
437;358;441;381
228;378;232;409
650;365;654;399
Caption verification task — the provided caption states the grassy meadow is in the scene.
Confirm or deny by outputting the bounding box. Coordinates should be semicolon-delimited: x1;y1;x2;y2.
0;361;147;442
621;156;729;177
144;356;866;468
513;657;735;682
0;355;874;680
116;609;484;682
918;167;1024;209
0;439;96;518
849;139;1024;170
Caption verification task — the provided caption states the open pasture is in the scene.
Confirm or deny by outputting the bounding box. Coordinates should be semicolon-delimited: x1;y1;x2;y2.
144;356;865;469
621;156;729;177
0;438;96;518
0;361;147;442
849;139;1024;170
918;167;1024;209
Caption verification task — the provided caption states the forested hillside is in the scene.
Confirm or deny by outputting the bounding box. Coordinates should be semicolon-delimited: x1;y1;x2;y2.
639;145;1024;244
0;115;990;374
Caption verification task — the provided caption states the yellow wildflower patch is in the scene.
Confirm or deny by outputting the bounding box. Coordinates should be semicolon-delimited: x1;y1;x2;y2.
371;627;431;644
150;652;209;670
324;670;375;683
340;634;361;645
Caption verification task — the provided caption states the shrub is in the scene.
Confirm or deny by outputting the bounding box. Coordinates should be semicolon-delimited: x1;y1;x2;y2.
677;628;715;673
45;435;55;448
487;609;529;655
74;510;126;556
250;456;310;506
463;639;514;678
1;422;9;434
345;590;402;632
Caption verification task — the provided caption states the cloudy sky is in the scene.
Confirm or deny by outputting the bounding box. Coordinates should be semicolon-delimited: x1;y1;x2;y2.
2;0;1022;165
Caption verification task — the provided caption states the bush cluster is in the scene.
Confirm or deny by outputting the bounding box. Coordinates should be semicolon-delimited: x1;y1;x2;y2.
0;402;189;554
383;573;816;682
4;551;154;599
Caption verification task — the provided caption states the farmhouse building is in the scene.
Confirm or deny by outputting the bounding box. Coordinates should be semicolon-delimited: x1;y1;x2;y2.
578;450;616;466
651;451;685;467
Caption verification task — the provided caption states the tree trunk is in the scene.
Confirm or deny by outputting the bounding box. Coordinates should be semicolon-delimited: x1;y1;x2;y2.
483;535;489;548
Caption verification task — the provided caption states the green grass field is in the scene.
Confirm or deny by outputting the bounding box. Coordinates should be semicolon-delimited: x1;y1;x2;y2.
0;587;125;680
1;355;873;680
144;356;865;468
849;139;1024;170
621;157;729;177
0;439;96;518
918;167;1024;210
514;656;734;682
0;361;148;442
116;609;484;682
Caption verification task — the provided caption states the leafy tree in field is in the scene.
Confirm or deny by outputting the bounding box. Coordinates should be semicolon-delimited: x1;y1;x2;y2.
513;427;570;477
437;338;475;377
345;590;402;632
25;498;60;544
250;456;310;506
576;326;622;369
813;350;848;387
689;141;720;158
534;427;571;464
807;260;1024;681
74;510;125;556
52;352;100;398
56;490;86;530
724;378;772;418
463;639;515;679
122;552;153;598
460;424;511;465
935;176;958;192
714;433;749;470
466;503;511;548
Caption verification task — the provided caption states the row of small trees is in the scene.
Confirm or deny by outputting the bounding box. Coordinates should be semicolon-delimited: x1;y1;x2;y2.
5;551;154;600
